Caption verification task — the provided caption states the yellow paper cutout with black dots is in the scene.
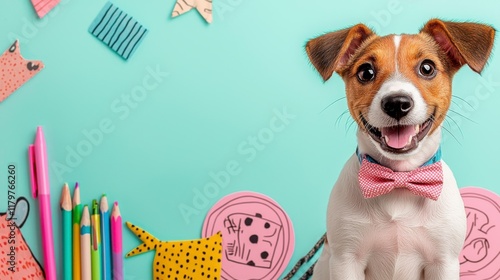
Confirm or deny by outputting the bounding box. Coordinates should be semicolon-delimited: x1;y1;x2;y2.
126;222;222;280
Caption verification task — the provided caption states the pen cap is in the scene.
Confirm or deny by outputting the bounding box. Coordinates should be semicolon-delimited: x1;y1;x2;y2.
29;126;51;198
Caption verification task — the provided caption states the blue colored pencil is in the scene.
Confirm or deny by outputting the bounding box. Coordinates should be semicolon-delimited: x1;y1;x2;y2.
100;195;112;280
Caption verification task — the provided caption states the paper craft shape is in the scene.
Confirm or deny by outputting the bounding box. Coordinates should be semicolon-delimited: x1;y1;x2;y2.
0;40;44;103
202;191;295;280
31;0;60;18
172;0;213;24
0;197;44;279
88;2;148;60
460;187;500;279
126;222;222;279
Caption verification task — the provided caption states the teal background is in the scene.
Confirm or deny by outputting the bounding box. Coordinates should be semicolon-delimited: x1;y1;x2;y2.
1;0;500;279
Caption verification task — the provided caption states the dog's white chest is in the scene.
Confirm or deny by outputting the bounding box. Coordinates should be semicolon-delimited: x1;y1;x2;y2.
363;191;437;255
374;190;428;226
322;156;466;279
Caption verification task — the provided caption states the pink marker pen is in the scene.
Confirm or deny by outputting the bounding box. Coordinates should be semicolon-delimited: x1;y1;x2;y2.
29;126;57;280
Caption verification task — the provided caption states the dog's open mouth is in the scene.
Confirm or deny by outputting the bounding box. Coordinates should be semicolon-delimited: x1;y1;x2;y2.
361;115;434;153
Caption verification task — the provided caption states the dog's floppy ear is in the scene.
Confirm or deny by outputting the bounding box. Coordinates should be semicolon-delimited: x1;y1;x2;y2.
306;24;374;81
421;19;495;73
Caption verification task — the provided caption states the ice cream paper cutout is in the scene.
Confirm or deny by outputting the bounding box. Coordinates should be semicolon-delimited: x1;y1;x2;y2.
126;222;222;279
459;187;500;280
89;2;148;60
172;0;213;23
31;0;60;18
0;41;44;103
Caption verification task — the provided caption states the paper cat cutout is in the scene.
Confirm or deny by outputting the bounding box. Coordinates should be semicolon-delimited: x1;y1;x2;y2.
0;40;44;103
126;222;222;280
0;197;44;279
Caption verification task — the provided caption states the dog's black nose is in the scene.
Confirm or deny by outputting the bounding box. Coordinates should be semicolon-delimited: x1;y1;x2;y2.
381;95;414;120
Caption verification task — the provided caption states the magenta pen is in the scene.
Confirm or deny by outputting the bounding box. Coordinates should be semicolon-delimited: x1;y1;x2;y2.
29;126;57;280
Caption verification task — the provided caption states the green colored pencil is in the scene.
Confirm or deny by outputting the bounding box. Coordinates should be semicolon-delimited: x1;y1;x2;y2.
60;183;72;280
91;199;101;280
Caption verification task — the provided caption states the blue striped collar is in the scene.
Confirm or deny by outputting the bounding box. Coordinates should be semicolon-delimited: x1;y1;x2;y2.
356;147;441;167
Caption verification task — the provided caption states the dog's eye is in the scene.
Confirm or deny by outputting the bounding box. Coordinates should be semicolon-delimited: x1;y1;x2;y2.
418;60;436;78
356;63;375;83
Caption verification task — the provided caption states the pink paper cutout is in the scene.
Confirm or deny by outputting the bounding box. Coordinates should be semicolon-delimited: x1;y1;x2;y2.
0;198;44;279
0;41;44;103
460;187;500;279
31;0;60;18
202;191;295;280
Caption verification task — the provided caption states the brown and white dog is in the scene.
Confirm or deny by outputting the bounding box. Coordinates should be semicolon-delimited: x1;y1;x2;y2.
306;19;495;279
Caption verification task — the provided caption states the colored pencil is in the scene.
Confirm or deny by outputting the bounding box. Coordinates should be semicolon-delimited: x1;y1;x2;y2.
80;205;91;280
72;183;82;280
100;195;112;280
111;202;123;280
60;183;73;280
91;199;102;280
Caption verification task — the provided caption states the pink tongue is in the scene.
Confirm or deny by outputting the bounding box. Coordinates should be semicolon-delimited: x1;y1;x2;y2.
381;125;417;149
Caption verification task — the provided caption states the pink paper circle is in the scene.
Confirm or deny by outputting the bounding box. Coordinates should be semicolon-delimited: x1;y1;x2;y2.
460;187;500;280
202;191;294;280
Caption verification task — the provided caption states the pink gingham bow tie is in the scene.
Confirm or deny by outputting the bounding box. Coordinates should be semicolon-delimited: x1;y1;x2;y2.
358;158;443;200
